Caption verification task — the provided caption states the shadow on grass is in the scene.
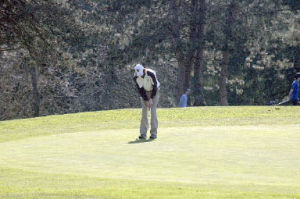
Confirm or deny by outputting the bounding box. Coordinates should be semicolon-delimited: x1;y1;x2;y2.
128;139;155;144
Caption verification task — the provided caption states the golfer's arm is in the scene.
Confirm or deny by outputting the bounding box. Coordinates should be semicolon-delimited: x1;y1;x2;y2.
147;71;157;99
139;87;148;101
133;77;148;101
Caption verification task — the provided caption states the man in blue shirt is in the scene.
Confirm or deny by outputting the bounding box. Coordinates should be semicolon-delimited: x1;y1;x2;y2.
289;72;300;105
179;89;191;107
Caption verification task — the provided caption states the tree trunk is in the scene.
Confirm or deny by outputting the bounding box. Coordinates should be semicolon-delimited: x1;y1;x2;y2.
170;0;186;98
219;0;235;106
183;0;198;91
177;52;185;99
184;55;193;91
194;48;207;105
192;0;207;105
30;65;40;117
219;48;229;106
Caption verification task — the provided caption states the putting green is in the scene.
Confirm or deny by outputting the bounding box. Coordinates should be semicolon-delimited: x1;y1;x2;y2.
1;107;300;198
1;125;300;186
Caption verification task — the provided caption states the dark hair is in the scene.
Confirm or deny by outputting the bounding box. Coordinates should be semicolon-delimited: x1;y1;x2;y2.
295;72;300;79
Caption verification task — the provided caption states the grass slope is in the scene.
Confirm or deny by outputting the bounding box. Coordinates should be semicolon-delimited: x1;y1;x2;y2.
0;106;300;198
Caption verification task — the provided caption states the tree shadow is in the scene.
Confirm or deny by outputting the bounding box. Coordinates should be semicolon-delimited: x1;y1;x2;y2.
128;139;155;144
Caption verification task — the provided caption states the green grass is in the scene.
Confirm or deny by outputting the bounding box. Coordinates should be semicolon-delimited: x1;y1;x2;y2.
0;106;300;198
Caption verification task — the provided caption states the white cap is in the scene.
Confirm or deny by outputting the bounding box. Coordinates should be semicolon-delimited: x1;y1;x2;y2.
134;64;144;77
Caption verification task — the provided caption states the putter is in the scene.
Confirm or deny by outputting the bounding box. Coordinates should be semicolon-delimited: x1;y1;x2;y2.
276;99;290;106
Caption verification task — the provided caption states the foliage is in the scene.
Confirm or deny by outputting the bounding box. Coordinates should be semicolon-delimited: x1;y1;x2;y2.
0;0;299;119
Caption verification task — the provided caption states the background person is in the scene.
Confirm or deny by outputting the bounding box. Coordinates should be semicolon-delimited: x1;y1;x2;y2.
133;64;160;140
289;72;300;105
179;89;191;108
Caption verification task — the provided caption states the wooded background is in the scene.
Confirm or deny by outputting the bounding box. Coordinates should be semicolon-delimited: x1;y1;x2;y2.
0;0;299;120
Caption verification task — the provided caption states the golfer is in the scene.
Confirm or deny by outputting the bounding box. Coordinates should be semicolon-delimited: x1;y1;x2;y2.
289;72;300;105
133;64;160;140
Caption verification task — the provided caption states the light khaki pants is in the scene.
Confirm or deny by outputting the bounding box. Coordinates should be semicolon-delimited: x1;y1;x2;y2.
140;90;159;138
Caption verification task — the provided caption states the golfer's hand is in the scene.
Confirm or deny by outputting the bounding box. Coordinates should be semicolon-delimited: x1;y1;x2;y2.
147;99;153;108
149;99;153;107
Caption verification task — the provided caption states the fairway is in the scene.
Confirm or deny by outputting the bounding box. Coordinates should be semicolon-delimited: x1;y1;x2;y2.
0;107;300;198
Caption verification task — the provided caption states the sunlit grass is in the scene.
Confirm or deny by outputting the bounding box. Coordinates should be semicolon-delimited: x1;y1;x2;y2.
0;106;300;198
1;106;299;143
